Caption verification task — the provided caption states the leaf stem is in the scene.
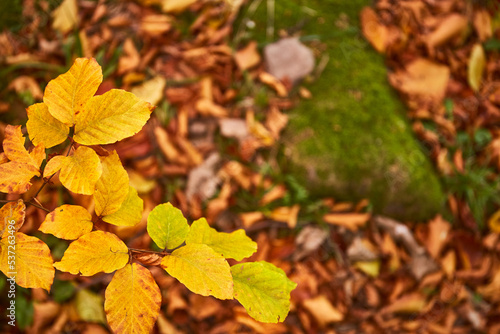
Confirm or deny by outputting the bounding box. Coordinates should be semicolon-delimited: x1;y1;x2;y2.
128;248;168;255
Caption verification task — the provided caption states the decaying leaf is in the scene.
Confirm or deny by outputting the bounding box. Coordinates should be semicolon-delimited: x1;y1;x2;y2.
52;0;79;34
302;295;343;326
467;44;486;92
361;7;388;53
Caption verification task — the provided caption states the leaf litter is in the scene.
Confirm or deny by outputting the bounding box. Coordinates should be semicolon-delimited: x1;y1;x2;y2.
1;0;500;332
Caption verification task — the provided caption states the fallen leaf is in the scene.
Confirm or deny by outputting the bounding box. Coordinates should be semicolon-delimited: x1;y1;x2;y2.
259;72;287;97
235;41;261;71
302;295;343;326
52;0;79;34
467;44;486;92
361;7;388;53
131;76;167;106
389;58;450;104
323;212;370;231
426;14;468;48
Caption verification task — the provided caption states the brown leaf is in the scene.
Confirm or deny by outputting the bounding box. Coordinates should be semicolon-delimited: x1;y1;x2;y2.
389;58;450;104
235;41;261;71
426;14;468;48
302;296;343;326
323;212;370;231
425;215;451;259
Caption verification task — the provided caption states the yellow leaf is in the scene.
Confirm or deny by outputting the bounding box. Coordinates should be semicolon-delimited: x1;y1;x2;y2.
59;146;102;195
52;0;79;34
94;151;129;217
186;218;257;260
353;260;381;277
130;76;167;106
302;295;343;326
0;161;40;194
43;155;65;178
468;43;486;92
3;125;43;170
105;263;161;334
75;289;106;324
102;186;143;227
161;243;233;299
39;205;93;240
44;57;102;126
74;89;154;145
161;0;197;13
54;231;129;276
0;200;26;239
0;233;55;291
26;102;70;148
488;210;500;233
29;144;45;169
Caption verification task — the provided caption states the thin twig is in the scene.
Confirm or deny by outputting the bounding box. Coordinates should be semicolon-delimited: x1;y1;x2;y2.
26;201;50;213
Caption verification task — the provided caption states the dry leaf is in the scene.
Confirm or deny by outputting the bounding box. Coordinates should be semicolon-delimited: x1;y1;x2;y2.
323;212;370;231
361;7;388;53
302;296;343;326
467;44;486;92
426;14;468;48
235;41;261;71
389;58;450;104
52;0;78;34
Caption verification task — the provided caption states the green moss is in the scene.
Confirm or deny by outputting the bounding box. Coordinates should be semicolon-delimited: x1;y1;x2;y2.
242;0;446;221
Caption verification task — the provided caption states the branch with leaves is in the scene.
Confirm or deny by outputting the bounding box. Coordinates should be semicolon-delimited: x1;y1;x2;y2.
0;57;296;333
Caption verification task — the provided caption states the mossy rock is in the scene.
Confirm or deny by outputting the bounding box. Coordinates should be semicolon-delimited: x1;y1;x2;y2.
242;0;446;221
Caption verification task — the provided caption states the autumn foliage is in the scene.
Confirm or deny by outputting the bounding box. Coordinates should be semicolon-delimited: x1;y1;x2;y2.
0;58;296;333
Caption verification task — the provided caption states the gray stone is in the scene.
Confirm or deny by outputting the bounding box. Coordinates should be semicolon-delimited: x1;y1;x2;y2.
264;37;315;84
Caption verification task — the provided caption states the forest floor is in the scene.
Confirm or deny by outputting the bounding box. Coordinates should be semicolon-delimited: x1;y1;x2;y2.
1;0;500;333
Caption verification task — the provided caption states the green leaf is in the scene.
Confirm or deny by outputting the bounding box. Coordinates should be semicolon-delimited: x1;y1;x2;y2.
102;186;143;227
75;289;106;324
51;279;76;303
147;202;189;249
231;261;297;323
161;243;233;299
186;218;257;260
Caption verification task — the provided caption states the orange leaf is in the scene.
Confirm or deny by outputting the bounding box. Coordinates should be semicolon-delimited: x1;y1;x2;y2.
3;125;44;171
323;213;370;231
0;161;40;194
0;233;55;291
0;200;26;239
